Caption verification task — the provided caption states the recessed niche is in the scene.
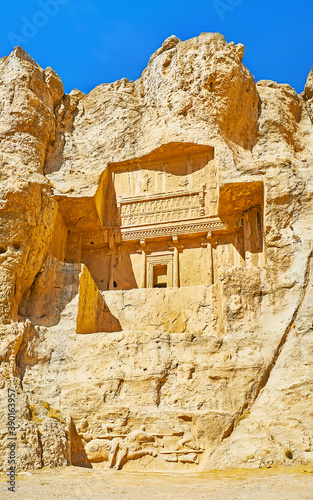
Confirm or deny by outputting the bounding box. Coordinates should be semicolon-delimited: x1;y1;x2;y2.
153;265;168;288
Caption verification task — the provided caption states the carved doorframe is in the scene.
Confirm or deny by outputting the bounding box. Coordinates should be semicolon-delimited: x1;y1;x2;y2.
146;252;174;288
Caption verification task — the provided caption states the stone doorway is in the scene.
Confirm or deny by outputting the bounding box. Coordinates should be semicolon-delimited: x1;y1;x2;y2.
153;264;168;288
146;253;174;288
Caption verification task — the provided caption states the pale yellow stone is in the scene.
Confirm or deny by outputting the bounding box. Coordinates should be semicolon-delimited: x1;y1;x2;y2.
0;34;312;474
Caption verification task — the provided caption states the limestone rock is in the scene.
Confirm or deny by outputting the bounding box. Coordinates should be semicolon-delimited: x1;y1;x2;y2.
0;35;312;473
149;35;181;62
304;66;313;124
44;66;64;107
304;65;313;99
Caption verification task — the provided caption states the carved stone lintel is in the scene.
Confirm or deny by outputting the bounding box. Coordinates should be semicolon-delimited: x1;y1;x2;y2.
121;217;225;241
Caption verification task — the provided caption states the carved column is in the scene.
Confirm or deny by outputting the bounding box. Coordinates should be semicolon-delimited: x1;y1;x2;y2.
138;240;147;288
173;246;179;287
201;236;213;286
206;242;213;285
141;250;146;288
170;236;182;288
136;241;147;288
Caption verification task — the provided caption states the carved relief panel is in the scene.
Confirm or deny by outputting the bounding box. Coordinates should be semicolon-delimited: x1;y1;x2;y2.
119;189;205;227
111;148;216;224
113;155;213;201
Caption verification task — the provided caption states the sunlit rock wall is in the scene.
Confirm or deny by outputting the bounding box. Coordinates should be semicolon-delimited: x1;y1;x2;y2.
0;34;312;472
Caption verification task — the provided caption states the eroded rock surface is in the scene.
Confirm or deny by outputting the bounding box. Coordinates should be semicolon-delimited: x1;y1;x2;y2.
0;33;312;472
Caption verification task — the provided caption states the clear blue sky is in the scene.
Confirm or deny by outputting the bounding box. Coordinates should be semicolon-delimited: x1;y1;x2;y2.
0;0;312;95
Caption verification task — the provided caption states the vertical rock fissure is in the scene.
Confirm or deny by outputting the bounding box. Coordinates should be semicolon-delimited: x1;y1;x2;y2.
223;248;313;442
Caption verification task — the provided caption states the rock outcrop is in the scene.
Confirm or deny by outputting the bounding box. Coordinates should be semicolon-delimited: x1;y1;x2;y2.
0;34;312;472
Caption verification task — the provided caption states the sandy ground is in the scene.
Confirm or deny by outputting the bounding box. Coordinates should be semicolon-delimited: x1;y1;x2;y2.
1;466;313;499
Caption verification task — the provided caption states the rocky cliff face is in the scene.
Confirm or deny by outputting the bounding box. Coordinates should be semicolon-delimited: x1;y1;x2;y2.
0;34;312;472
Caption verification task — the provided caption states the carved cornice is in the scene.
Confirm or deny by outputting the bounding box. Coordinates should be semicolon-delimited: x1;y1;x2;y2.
120;216;226;241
